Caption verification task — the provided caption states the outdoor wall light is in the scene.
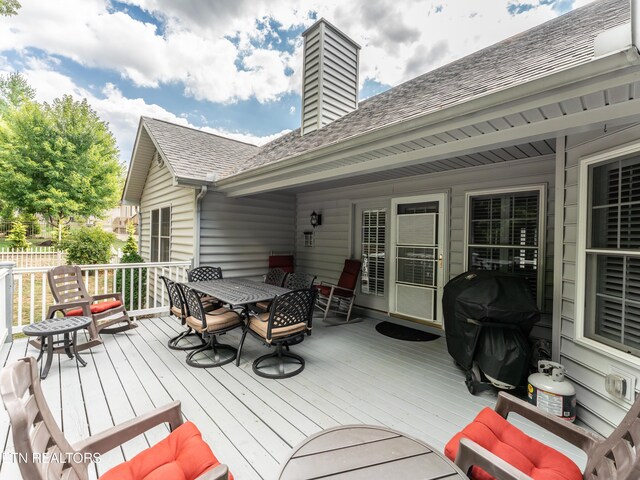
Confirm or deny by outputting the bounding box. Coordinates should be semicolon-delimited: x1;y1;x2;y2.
310;211;322;228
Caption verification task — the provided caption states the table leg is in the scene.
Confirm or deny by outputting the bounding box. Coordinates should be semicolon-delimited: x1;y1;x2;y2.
36;336;45;362
72;330;87;367
63;333;74;359
41;335;54;379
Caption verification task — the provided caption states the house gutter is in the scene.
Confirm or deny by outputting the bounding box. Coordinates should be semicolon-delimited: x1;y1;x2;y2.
215;46;640;192
193;184;208;268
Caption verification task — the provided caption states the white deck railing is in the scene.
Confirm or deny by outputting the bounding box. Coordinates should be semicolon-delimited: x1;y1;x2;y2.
0;247;66;268
0;262;14;343
11;261;191;334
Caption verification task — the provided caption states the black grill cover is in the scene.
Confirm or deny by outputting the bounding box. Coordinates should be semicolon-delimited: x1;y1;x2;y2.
443;271;540;386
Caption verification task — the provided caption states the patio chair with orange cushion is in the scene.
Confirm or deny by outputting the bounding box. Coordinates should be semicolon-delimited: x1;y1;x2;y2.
446;390;640;480
0;356;232;480
40;265;137;353
316;259;362;325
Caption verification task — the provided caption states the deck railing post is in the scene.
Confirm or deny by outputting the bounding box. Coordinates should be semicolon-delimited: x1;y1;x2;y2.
0;262;15;343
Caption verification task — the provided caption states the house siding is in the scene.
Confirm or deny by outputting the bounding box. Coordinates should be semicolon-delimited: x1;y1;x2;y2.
199;191;296;277
558;124;640;436
140;159;196;262
296;156;555;338
139;156;196;306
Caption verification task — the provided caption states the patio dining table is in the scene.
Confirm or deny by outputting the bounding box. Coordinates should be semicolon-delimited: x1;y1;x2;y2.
184;277;290;310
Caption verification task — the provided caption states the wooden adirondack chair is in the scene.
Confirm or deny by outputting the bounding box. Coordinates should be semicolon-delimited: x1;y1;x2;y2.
36;265;137;353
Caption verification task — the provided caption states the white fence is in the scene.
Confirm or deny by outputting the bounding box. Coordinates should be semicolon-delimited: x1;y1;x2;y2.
0;220;54;239
0;263;13;344
0;247;66;268
11;261;191;334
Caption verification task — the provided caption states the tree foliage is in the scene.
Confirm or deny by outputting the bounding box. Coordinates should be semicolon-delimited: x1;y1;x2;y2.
0;72;34;113
117;223;145;309
0;0;20;17
0;95;124;235
61;227;114;265
7;220;29;249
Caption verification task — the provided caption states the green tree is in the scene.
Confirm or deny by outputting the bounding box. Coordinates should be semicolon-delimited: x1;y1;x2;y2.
0;0;20;16
61;227;114;265
0;95;124;242
7;220;29;249
0;72;34;113
116;223;146;309
18;212;40;237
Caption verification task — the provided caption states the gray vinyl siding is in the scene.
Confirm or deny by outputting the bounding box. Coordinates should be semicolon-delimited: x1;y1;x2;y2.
296;156;555;338
301;20;359;135
139;158;196;262
558;124;640;436
199;191;296;278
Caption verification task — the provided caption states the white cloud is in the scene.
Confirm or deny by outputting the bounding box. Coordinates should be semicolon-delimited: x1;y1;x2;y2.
0;0;582;105
3;60;286;164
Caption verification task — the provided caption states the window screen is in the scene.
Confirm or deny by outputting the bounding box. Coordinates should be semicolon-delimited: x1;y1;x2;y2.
150;207;171;262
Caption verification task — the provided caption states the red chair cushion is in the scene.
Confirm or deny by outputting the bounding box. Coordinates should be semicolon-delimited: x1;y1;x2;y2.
66;300;122;317
444;408;582;480
100;421;233;480
269;255;294;273
317;285;354;298
337;259;361;290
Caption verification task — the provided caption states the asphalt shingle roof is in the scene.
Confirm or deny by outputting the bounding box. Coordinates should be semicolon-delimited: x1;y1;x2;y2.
225;0;628;177
141;117;259;182
139;0;629;184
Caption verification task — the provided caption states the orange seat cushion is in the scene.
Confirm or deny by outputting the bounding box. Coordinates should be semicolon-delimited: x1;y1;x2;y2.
66;300;122;317
445;408;581;480
100;421;232;480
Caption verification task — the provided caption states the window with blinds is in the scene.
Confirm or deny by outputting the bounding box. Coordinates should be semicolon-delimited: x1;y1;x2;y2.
150;206;171;262
585;157;640;355
467;190;541;301
361;209;386;296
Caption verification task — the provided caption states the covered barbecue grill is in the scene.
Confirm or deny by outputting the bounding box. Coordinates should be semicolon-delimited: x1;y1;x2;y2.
443;271;540;394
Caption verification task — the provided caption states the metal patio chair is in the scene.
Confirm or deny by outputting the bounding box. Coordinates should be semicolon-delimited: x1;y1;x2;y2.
265;267;288;287
316;259;362;325
160;275;206;351
187;266;224;305
0;356;230;480
447;391;640;480
179;284;244;368
40;265;137;353
237;288;317;379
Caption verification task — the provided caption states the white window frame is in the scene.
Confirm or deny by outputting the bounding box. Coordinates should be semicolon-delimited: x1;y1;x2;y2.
149;205;171;262
463;185;546;309
575;142;640;367
361;208;387;297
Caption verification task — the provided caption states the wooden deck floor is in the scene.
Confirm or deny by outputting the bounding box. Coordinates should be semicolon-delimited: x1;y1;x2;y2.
0;315;586;479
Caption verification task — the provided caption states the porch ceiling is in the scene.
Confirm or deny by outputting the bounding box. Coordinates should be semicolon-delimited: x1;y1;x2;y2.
216;65;640;197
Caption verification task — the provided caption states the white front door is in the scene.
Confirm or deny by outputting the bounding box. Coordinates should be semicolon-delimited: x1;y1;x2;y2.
353;201;389;312
389;193;448;326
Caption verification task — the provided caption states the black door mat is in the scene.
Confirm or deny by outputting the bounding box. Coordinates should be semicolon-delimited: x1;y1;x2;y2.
375;322;439;342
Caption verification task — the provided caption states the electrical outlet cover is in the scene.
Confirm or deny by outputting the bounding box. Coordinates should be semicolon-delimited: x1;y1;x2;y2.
608;366;636;403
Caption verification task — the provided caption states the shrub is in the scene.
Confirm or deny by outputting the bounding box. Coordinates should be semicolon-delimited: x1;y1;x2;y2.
19;213;40;237
61;227;114;265
116;223;146;310
7;220;29;249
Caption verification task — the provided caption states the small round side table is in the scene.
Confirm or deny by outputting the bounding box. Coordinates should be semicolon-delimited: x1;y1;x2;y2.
23;316;92;379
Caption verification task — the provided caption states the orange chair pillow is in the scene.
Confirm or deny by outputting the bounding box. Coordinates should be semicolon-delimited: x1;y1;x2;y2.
100;421;232;480
445;408;582;480
66;300;122;317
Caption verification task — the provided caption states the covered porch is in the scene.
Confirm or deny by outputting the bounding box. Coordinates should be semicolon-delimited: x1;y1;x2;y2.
0;314;584;480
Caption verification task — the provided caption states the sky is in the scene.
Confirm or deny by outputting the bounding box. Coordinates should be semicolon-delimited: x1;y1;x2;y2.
0;0;597;165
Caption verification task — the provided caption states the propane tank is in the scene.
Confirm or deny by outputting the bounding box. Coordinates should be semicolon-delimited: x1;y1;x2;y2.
527;361;576;422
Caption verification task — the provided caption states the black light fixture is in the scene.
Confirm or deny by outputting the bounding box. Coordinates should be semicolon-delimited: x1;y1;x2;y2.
310;210;322;228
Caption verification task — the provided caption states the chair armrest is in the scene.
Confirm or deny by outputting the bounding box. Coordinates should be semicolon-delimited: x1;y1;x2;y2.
92;292;123;302
74;401;183;455
495;392;603;453
455;438;533;480
195;464;229;480
47;301;91;318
